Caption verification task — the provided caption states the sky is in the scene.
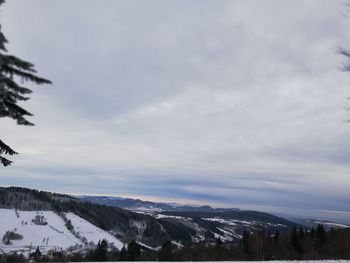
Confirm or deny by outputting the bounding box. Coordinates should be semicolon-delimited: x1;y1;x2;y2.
1;0;350;222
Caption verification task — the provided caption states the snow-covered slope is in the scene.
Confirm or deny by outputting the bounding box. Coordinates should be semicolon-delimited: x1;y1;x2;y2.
0;209;123;254
65;212;123;248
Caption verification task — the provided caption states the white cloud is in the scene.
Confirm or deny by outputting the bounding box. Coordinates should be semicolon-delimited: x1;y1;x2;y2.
1;0;350;216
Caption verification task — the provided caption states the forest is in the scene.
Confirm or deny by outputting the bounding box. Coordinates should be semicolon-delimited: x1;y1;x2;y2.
1;224;350;262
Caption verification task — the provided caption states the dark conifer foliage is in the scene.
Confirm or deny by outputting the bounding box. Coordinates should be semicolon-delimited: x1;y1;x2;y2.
0;0;51;166
92;239;108;261
0;139;17;166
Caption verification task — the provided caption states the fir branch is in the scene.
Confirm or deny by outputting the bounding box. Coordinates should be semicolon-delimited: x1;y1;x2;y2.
0;100;34;125
1;54;37;72
0;140;17;155
0;156;12;166
0;31;7;51
0;0;51;166
3;65;52;85
0;76;33;94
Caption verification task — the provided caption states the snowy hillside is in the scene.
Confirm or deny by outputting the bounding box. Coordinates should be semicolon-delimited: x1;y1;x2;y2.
0;187;301;247
0;209;123;254
65;212;123;248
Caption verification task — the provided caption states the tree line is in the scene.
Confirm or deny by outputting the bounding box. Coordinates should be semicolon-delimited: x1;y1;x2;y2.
1;225;349;262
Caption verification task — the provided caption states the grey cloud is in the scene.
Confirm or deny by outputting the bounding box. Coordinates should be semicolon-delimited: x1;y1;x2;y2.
1;0;350;220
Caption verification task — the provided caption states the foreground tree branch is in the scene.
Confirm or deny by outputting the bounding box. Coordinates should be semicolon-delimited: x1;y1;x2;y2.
0;0;52;166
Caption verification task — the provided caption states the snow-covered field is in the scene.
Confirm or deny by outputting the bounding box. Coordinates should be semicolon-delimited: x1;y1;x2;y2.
0;208;123;254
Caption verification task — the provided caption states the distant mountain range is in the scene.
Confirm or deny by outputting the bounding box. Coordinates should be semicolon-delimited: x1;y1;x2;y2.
78;195;350;229
78;195;241;213
0;186;328;254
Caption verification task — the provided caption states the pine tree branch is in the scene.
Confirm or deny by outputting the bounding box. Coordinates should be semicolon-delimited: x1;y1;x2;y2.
0;0;51;166
1;54;37;72
0;86;30;101
0;76;33;94
0;140;17;167
2;65;52;85
0;99;34;125
0;155;12;166
0;31;7;51
0;139;17;155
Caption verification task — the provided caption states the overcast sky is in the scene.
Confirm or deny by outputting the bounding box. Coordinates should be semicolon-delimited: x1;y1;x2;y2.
1;0;350;222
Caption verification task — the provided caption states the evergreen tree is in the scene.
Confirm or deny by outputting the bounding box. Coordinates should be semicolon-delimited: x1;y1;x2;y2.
119;245;127;261
30;246;42;262
216;237;223;247
274;230;280;244
241;229;250;254
0;0;51;166
93;239;108;261
290;226;302;256
299;227;305;240
127;240;141;261
158;241;173;261
315;224;326;251
310;227;315;238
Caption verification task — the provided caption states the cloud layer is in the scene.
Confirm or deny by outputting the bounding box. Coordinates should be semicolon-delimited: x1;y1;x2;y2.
1;0;350;221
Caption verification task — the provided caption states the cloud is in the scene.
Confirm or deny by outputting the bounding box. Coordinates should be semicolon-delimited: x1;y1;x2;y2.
1;0;350;220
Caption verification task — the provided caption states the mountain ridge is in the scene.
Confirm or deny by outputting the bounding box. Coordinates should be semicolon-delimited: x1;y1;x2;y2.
0;186;299;251
77;195;241;213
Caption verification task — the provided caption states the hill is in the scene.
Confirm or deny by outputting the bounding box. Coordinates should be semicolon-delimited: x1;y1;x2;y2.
0;186;299;252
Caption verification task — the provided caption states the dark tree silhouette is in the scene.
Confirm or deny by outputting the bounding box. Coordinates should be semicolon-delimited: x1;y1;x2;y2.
0;0;51;166
127;240;141;261
93;239;108;261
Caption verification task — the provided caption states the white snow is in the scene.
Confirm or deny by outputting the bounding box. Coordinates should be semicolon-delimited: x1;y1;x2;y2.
130;206;163;212
155;214;190;220
171;240;184;248
0;209;123;254
313;221;350;228
217;227;242;240
137;242;161;251
0;209;80;254
202;217;237;226
65;212;123;249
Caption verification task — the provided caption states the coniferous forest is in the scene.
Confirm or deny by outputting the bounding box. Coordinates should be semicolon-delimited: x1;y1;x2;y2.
1;225;350;262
